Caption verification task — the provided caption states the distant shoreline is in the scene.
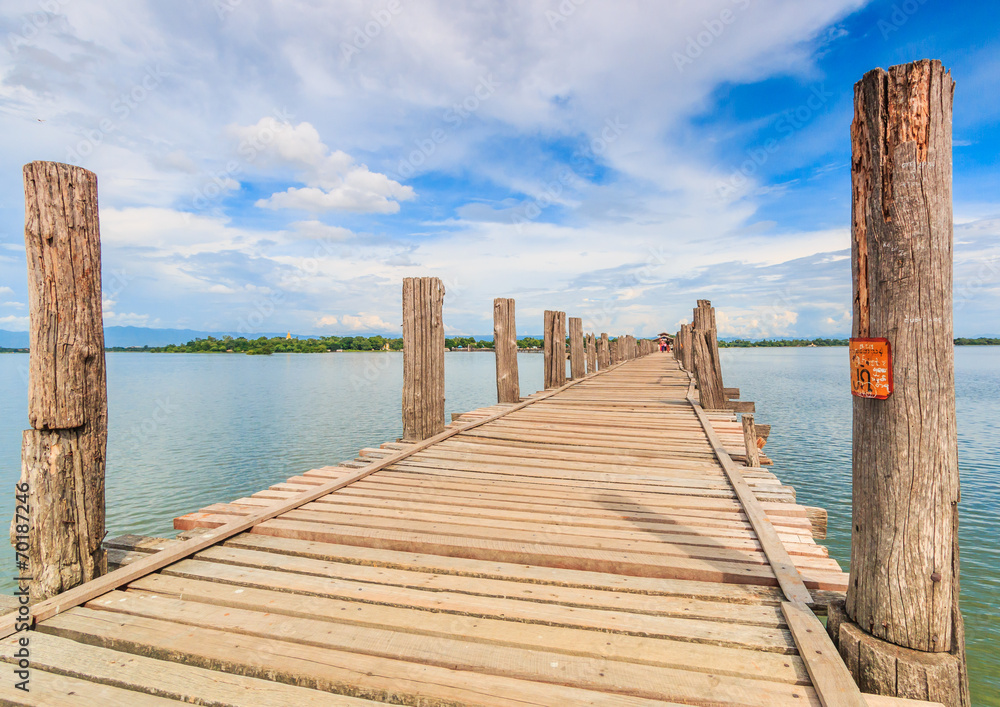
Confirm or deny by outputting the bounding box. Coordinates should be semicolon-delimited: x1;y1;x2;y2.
3;336;999;355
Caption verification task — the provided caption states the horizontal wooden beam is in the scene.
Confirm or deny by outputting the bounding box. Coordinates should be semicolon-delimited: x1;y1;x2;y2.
725;401;756;413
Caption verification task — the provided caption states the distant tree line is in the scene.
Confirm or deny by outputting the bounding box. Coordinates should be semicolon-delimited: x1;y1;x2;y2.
22;336;999;356
103;334;550;355
719;338;849;348
953;337;1000;346
144;335;403;355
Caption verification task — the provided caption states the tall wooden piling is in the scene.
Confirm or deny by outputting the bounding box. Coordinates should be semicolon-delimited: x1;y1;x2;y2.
13;162;107;601
585;333;597;373
681;324;694;372
493;298;519;404
693;300;725;393
692;329;725;410
831;59;968;707
568;317;585;379
402;277;446;441
741;414;761;468
543;310;567;389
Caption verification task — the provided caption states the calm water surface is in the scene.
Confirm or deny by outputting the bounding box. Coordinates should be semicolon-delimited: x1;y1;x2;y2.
721;347;999;705
0;348;996;702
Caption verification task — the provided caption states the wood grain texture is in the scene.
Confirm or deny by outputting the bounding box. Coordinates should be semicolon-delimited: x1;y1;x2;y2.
599;332;611;369
15;161;107;601
742;414;761;468
23;162;105;430
783;600;867;707
586;332;598;373
693;330;725;410
15;429;107;601
402;277;445;440
543;310;567;389
685;373;814;605
847;61;961;658
0;357;621;642
568;317;585;379
493;297;520;404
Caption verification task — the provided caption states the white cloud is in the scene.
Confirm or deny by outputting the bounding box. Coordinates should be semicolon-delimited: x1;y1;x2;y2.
104;311;155;326
231;118;415;213
0;286;13;296
0;315;29;330
340;313;396;332
717;308;799;338
291;221;355;241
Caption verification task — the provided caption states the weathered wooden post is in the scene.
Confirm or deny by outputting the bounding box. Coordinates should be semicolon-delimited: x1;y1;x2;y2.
741;414;761;468
12;162;107;601
681;324;693;371
598;333;610;369
543;310;566;389
828;59;968;707
568;317;585;379
694;300;725;390
493;298;519;404
402;277;446;441
585;333;597;373
692;329;725;409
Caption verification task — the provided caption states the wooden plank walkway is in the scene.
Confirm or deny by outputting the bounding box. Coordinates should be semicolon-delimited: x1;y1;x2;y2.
0;353;941;706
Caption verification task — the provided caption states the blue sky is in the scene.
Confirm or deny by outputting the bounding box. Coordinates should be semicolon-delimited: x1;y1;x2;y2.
0;0;997;338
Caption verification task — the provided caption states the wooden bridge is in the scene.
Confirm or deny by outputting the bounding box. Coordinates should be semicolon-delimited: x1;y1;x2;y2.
1;350;941;706
6;65;971;704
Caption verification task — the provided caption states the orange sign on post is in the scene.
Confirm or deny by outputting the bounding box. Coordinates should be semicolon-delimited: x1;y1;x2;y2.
850;338;893;399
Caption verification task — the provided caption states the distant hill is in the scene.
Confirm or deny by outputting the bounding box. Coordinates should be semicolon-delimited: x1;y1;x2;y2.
0;327;302;348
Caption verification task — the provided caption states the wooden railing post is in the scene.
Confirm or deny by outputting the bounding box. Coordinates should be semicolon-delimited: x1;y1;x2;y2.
585;333;597;373
830;59;968;707
741;414;760;468
543;310;566;389
598;333;610;369
493;298;519;404
568;317;585;379
402;277;445;441
13;162;107;601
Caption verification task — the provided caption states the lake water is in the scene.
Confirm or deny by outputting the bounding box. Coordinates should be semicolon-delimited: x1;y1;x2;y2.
0;348;996;703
